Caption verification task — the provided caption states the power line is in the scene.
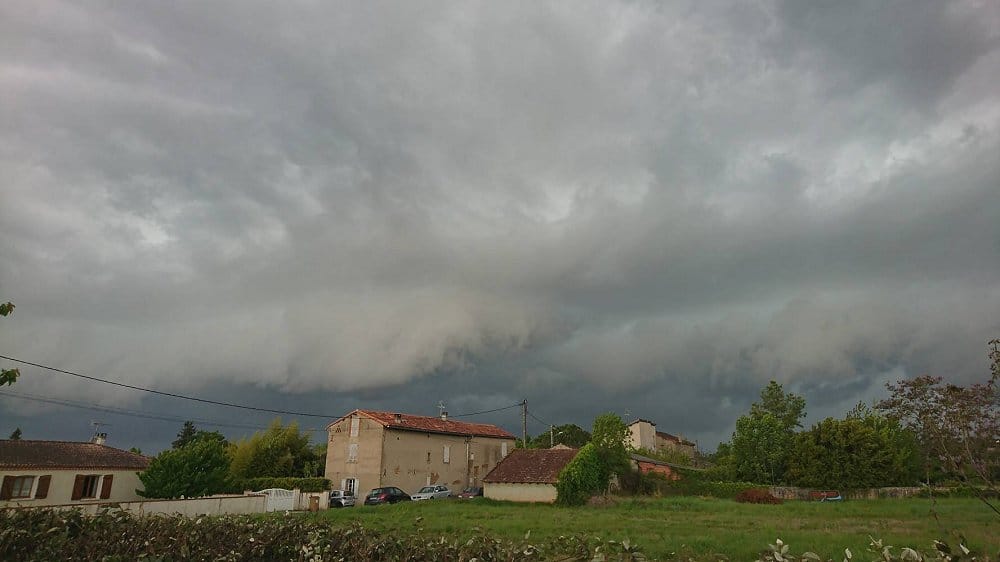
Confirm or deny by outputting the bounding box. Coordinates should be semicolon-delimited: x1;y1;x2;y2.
0;390;324;432
450;402;523;418
527;409;553;428
0;354;333;418
0;353;524;422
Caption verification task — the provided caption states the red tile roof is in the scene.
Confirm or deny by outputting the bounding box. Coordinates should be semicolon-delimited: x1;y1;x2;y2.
483;448;579;484
656;431;695;446
328;409;516;439
0;440;150;470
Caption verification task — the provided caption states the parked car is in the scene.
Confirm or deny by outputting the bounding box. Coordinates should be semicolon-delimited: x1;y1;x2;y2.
363;486;411;505
329;489;356;508
456;486;483;499
411;485;451;501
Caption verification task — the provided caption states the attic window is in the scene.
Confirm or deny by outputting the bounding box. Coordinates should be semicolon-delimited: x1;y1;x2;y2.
350;416;359;437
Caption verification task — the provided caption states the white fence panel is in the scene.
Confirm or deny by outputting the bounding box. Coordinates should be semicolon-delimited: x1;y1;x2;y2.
258;488;296;512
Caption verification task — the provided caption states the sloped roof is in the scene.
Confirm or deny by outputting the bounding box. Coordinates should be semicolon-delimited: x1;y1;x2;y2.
655;431;695;447
0;440;150;470
630;452;703;471
483;448;578;484
329;409;516;439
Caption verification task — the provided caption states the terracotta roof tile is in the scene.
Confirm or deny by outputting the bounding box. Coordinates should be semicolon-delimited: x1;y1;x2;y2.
483;448;578;484
329;410;516;439
0;440;151;470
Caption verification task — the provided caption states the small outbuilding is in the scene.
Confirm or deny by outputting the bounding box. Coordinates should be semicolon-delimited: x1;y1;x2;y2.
483;447;578;503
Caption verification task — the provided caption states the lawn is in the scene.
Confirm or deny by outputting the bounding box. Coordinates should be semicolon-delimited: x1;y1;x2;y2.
310;497;999;561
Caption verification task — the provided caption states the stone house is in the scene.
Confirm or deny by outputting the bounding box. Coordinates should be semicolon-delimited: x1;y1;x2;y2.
483;447;579;503
324;409;516;499
627;419;696;458
630;453;682;480
0;439;149;507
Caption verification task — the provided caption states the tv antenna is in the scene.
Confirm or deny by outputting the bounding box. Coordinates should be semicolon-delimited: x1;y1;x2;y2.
437;401;447;416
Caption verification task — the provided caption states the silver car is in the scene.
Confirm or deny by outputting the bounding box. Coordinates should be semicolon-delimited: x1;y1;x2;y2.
410;485;451;501
329;489;356;507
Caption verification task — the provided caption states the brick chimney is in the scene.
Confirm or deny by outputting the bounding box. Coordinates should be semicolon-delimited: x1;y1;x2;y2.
393;413;403;424
91;432;107;445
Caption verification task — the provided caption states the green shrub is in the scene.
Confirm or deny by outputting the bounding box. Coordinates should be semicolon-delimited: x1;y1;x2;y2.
0;508;648;562
556;443;609;505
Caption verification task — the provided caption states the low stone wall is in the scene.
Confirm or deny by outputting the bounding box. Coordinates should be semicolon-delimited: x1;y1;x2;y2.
20;494;268;516
768;486;923;500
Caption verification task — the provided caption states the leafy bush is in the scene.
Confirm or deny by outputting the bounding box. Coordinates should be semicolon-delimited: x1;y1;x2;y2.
235;477;331;493
139;435;231;499
0;508;649;562
556;443;609;505
735;488;782;504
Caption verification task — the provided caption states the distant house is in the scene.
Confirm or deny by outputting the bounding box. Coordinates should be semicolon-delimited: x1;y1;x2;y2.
483;447;579;503
0;439;150;507
626;419;696;458
324;409;516;498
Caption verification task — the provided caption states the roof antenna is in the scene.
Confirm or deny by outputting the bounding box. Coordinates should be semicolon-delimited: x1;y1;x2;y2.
437;401;449;421
90;420;111;445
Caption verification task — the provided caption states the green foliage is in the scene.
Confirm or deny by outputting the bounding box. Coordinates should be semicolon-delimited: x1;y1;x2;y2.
729;381;806;484
139;433;231;499
0;302;19;386
8;427;21;440
172;421;228;450
0;508;651;562
235;477;330;493
785;410;921;489
526;423;591;448
592;412;631;477
228;419;317;479
634;446;693;466
657;467;759;498
556;443;609;505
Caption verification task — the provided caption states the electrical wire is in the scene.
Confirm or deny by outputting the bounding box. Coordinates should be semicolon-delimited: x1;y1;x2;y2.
0;354;334;418
450;402;523;418
0;390;324;432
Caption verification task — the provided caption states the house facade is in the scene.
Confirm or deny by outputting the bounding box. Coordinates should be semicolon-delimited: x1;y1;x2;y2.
483;447;578;503
324;410;516;498
0;440;149;507
626;419;696;458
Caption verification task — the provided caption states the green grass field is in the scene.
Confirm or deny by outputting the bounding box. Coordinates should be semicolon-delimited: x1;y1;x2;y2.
310;497;998;560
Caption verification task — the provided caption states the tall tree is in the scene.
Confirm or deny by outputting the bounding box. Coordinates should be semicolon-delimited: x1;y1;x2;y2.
8;427;22;440
172;421;198;449
877;341;999;517
139;433;231;499
527;424;591;449
228;419;316;479
591;413;631;480
0;302;19;386
730;381;806;484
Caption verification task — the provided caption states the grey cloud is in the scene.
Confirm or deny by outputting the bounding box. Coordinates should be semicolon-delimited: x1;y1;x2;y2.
1;0;998;450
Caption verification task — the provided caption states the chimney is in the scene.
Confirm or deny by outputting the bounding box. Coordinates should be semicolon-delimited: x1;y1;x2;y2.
393;413;402;424
91;432;107;445
440;411;448;422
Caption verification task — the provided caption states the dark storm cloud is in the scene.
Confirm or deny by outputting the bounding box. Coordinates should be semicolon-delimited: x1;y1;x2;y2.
1;0;998;450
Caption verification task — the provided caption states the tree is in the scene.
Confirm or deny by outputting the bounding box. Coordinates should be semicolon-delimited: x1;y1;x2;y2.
591;412;631;479
876;341;999;516
8;427;22;440
228;419;317;480
785;409;920;488
527;424;591;449
138;433;231;499
729;381;806;484
1;303;19;386
172;421;198;449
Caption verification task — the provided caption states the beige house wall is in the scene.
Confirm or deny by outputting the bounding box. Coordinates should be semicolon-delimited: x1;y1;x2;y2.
628;421;656;451
0;468;144;508
324;413;515;500
484;482;557;503
654;435;696;458
325;414;385;499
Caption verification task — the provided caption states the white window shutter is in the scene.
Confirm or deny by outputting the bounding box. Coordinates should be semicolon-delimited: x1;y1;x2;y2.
350;416;360;437
443;445;450;463
501;442;508;457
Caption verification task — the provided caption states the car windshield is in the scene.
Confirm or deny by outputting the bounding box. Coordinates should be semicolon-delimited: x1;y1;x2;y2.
418;486;435;493
368;489;383;497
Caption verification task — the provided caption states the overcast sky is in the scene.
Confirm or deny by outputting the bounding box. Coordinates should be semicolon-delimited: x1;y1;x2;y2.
2;1;999;454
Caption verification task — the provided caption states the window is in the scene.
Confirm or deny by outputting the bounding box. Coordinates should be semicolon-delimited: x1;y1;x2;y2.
426;451;431;463
343;478;357;496
347;443;358;463
11;476;34;499
350;416;359;437
81;475;100;498
501;442;508;457
443;445;450;464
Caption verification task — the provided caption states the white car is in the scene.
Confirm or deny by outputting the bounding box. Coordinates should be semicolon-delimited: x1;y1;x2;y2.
329;489;356;507
410;485;451;501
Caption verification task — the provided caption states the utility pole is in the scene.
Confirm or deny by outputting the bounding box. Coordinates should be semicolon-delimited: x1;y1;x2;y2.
550;425;554;448
521;399;527;447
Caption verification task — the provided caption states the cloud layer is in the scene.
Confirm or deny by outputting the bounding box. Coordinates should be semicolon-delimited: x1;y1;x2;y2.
2;0;998;449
